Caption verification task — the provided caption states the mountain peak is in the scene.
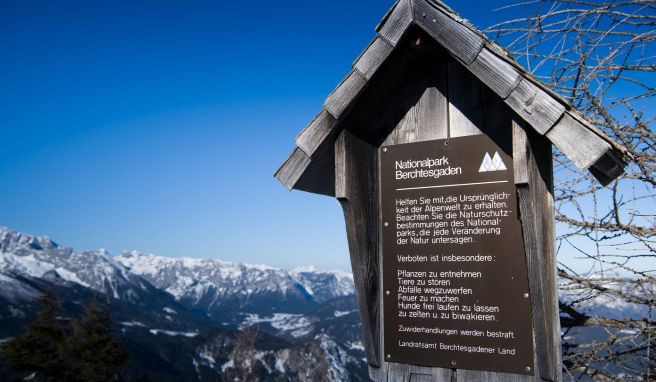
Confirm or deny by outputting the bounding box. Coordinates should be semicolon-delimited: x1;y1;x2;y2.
0;226;59;253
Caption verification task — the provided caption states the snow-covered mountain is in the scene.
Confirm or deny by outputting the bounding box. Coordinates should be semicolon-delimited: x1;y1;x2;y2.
0;227;366;381
115;251;354;318
0;228;170;303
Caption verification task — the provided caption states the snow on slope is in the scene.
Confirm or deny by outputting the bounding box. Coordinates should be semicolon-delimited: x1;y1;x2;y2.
0;227;147;301
115;251;354;308
559;276;654;320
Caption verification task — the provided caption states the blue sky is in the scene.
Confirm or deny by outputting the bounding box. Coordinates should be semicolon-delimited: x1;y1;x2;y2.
2;0;536;270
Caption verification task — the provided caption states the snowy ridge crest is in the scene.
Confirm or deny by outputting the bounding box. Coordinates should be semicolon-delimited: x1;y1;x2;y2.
115;251;355;306
0;227;355;309
0;227;142;300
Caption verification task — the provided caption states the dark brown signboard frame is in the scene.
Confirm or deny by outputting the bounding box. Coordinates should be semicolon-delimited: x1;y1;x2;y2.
380;135;535;375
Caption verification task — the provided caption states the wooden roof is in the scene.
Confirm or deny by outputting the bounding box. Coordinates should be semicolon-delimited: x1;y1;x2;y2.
275;0;628;195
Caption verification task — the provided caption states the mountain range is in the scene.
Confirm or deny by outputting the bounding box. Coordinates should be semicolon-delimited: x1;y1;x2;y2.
0;227;367;381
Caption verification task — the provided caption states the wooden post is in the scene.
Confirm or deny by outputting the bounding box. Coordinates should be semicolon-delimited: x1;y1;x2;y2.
276;2;627;381
335;130;381;367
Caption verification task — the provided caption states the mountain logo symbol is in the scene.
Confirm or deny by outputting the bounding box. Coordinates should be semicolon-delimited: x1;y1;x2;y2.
478;151;507;172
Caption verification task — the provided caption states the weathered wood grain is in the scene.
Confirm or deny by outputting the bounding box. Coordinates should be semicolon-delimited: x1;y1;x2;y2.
382;65;448;145
335;129;381;368
448;61;483;137
546;112;611;169
369;363;388;382
377;0;414;47
467;47;521;99
324;69;368;119
515;120;561;382
295;109;337;157
456;370;541;382
513;120;530;185
355;37;395;80
415;0;484;64
505;78;565;135
274;148;311;191
387;363;452;381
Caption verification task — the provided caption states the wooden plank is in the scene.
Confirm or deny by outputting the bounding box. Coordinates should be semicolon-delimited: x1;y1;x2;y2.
448;61;483;137
456;370;540;382
549;111;625;184
515;120;561;382
546;112;611;169
387;363;452;381
414;0;484;64
295;109;337;157
377;0;414;47
382;65;448;145
354;37;395;80
274;147;310;191
505;78;565;135
513;120;530;185
324;69;368;119
369;364;387;382
467;47;521;99
335;129;381;367
409;374;435;382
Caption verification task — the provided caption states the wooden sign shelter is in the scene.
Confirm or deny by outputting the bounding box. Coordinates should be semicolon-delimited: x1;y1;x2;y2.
275;1;628;381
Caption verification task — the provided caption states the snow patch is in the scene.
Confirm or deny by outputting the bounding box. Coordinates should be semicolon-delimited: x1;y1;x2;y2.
55;267;90;288
149;329;197;337
241;313;312;338
334;310;355;317
120;321;146;327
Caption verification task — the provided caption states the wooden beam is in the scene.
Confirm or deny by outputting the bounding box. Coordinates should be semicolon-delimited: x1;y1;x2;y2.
515;120;561;382
295;109;337;157
414;0;484;64
376;0;414;47
505;78;566;135
546;112;611;169
513;121;530;185
274;148;311;191
467;47;521;99
354;37;395;80
324;69;368;119
335;130;381;368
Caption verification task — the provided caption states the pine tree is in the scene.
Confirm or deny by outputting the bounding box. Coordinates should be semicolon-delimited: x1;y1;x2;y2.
69;299;126;382
0;292;71;382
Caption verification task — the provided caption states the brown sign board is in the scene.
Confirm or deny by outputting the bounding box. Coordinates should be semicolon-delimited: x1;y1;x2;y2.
381;135;535;375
